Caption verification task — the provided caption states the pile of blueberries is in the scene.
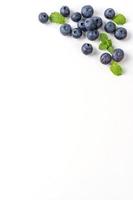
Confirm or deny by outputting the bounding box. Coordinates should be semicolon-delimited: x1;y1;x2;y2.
39;5;127;65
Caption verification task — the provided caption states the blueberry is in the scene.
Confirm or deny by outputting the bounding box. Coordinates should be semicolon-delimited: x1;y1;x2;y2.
72;28;82;38
92;16;103;29
104;21;116;33
60;24;72;36
87;30;99;41
100;53;112;65
104;8;115;19
112;49;124;62
71;12;81;22
38;12;49;23
81;43;93;55
85;18;97;31
81;5;94;18
60;6;70;17
77;19;87;32
114;27;127;40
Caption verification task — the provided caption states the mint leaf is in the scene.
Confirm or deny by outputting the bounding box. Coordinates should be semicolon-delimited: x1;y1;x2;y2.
113;14;127;25
110;61;123;76
99;33;124;76
99;33;109;42
49;12;66;24
107;39;112;47
107;46;114;54
99;43;108;50
99;34;114;53
104;39;111;48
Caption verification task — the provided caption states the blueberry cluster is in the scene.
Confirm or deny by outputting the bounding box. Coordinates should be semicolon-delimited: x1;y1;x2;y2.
104;8;127;39
59;5;104;55
38;5;128;74
100;49;124;65
60;5;102;42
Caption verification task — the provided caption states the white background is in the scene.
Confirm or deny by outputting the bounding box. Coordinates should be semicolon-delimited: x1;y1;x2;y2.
0;0;133;199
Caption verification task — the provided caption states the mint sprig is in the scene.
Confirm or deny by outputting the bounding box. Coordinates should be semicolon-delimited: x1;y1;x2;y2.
110;61;123;76
99;33;114;53
49;12;66;24
99;33;108;42
99;33;124;76
107;46;114;54
113;14;127;25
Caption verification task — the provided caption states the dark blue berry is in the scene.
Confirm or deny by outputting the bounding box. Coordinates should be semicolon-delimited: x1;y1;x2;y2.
77;19;87;32
85;18;97;31
71;12;81;22
60;6;70;17
114;27;127;40
81;43;93;55
38;12;49;23
72;28;82;38
104;21;116;33
60;24;72;36
87;30;99;41
81;5;94;18
100;53;112;65
92;16;103;29
104;8;115;19
112;49;124;62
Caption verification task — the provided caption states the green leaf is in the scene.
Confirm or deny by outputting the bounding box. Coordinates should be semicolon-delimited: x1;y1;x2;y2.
107;39;112;47
49;12;66;24
99;43;108;50
99;33;114;54
113;14;127;25
104;40;111;49
99;33;109;42
107;46;114;54
110;61;123;76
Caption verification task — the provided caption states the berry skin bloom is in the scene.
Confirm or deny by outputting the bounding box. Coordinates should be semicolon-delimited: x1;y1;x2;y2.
104;21;116;33
81;43;93;55
85;18;97;31
112;49;124;62
92;16;103;29
104;8;115;19
60;24;72;36
77;19;87;32
38;12;49;23
81;5;94;18
100;53;112;65
72;28;82;38
60;6;70;17
87;30;99;41
114;27;127;40
71;12;82;22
